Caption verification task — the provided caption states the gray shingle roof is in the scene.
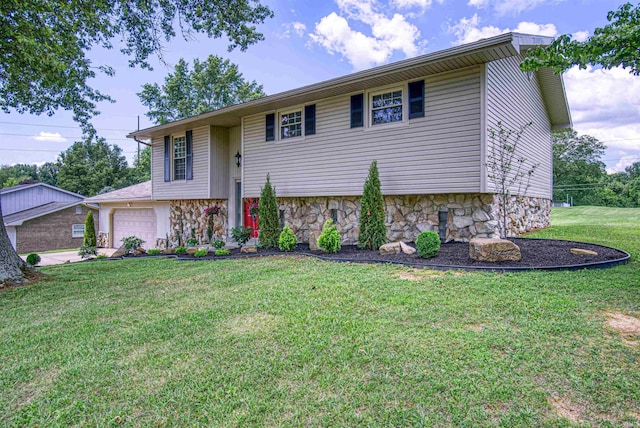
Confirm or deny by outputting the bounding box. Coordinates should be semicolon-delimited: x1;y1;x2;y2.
84;181;152;203
4;201;82;226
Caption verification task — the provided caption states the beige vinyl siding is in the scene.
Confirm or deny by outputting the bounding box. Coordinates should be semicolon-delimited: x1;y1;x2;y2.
209;126;229;198
151;126;210;200
485;56;553;199
243;66;482;197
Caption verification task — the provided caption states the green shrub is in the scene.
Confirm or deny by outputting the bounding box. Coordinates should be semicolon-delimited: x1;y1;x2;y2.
185;237;198;247
121;236;144;253
83;211;97;248
175;246;187;255
258;174;280;248
147;249;161;255
358;160;387;250
231;226;253;246
318;219;341;253
278;226;297;251
96;254;107;260
211;240;225;250
194;248;208;257
26;253;41;266
215;248;231;256
415;231;440;258
78;245;97;259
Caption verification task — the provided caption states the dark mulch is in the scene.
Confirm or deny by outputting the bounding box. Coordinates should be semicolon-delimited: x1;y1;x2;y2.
131;238;630;271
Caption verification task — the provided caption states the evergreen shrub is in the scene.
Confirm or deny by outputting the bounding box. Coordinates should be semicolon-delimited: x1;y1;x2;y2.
318;219;341;253
26;253;41;266
358;160;387;250
258;174;280;248
278;226;297;251
415;231;441;258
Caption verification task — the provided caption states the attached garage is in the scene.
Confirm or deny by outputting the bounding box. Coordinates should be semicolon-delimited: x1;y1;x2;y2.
112;209;157;249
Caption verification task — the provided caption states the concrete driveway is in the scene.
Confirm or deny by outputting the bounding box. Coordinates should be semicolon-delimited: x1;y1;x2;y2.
22;248;117;267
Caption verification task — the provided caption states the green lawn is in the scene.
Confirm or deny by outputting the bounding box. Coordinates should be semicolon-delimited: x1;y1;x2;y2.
1;207;638;426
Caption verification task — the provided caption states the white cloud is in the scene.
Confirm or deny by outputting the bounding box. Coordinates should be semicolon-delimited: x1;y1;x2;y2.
572;30;589;42
31;131;67;143
467;0;489;8
392;0;434;8
448;14;557;45
310;0;424;70
279;21;307;39
467;0;552;16
607;154;639;174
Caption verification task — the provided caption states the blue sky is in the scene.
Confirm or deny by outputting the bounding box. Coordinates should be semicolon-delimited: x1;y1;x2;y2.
1;0;638;173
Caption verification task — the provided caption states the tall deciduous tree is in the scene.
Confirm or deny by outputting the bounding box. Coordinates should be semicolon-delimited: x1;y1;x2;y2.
138;55;266;124
521;2;640;75
358;161;387;250
0;0;273;284
258;174;279;249
57;137;132;197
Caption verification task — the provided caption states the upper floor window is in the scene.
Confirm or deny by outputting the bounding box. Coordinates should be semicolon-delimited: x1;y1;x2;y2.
371;89;403;125
173;136;186;180
281;111;302;139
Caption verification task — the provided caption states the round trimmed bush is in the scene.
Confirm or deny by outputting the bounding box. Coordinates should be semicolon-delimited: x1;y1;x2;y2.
26;253;41;266
415;231;441;258
278;226;297;252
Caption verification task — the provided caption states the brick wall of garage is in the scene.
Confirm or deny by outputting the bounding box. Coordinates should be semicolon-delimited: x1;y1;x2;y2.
15;206;98;254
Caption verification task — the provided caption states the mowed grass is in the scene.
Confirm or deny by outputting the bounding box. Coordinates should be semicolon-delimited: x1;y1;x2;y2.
1;207;638;426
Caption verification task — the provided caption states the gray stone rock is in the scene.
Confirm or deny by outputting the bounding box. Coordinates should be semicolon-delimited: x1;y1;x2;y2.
469;238;521;262
453;215;473;229
379;242;400;255
570;248;598;256
309;231;321;251
241;245;257;253
111;245;128;258
400;241;416;255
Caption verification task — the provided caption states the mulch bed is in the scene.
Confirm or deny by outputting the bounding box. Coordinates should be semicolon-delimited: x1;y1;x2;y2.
127;238;630;271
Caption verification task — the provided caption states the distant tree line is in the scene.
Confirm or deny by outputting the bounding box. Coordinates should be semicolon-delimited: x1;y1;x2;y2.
0;137;150;197
553;130;640;207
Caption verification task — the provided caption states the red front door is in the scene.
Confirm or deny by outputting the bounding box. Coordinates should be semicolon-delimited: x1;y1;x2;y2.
243;199;259;238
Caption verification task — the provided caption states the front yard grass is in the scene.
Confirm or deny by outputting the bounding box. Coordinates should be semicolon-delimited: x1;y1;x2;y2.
1;206;638;426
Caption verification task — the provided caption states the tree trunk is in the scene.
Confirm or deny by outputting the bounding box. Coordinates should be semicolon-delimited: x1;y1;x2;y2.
0;194;29;284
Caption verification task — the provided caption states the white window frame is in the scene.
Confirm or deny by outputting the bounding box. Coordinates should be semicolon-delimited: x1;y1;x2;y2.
173;135;187;181
72;224;85;238
369;87;404;126
279;109;303;140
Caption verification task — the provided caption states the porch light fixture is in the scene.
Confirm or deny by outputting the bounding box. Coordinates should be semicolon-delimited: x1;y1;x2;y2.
235;151;242;168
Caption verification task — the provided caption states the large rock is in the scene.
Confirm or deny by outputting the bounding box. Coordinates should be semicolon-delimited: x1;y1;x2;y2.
571;248;598;256
111;245;128;258
379;242;401;255
399;241;416;255
241;245;257;253
309;231;321;251
469;238;521;262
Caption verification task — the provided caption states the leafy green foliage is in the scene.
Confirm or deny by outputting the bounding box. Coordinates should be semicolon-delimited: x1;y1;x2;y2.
318;220;341;253
147;249;161;255
57;137;133;197
194;249;208;258
415;231;441;258
258;174;280;248
231;227;253;246
278;226;297;252
121;236;144;253
139;56;266;125
25;253;40;266
521;3;640;75
78;245;97;259
185;238;198;247
211;240;226;250
1;0;273;133
83;211;96;248
358;161;387;250
175;246;187;255
215;248;231;256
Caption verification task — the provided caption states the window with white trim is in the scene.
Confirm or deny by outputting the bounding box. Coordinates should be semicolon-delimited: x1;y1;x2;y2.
72;224;85;238
173;136;186;180
371;89;403;125
280;111;302;139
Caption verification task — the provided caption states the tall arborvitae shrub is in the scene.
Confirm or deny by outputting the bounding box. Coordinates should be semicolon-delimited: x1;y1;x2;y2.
358;160;387;250
83;211;97;247
258;174;280;248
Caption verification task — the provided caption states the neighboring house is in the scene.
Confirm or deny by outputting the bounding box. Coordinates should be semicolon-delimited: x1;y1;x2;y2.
96;33;571;249
1;182;97;253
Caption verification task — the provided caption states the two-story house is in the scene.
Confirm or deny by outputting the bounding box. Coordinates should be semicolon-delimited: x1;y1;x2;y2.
93;32;571;249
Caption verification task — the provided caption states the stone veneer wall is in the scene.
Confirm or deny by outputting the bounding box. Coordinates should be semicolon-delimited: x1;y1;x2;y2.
160;199;228;249
97;232;109;248
279;193;550;244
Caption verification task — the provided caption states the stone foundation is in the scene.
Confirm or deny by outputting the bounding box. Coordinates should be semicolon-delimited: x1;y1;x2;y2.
165;199;228;248
278;193;550;244
97;232;109;248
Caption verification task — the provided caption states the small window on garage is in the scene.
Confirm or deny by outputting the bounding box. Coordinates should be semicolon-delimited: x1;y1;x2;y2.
72;224;85;238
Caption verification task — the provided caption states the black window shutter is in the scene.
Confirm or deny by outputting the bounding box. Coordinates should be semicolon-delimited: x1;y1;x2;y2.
305;104;316;135
408;80;425;119
265;113;275;141
350;94;364;128
186;130;193;181
164;135;170;182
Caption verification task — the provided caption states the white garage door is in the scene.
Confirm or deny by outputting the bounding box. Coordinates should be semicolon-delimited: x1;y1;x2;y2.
112;209;157;249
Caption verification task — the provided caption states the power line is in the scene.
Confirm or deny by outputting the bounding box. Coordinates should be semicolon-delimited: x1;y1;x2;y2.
0;132;131;141
0;120;133;132
0;148;139;154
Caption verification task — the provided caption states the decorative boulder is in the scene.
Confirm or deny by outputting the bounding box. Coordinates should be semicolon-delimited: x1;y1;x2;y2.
163;247;176;255
186;247;198;255
469;238;521;262
570;248;598;256
111;245;128;258
399;241;416;255
309;231;321;251
241;245;257;253
379;242;401;255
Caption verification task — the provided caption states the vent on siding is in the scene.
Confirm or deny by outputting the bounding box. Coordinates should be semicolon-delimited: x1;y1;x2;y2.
438;210;448;241
279;209;285;230
331;209;338;225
